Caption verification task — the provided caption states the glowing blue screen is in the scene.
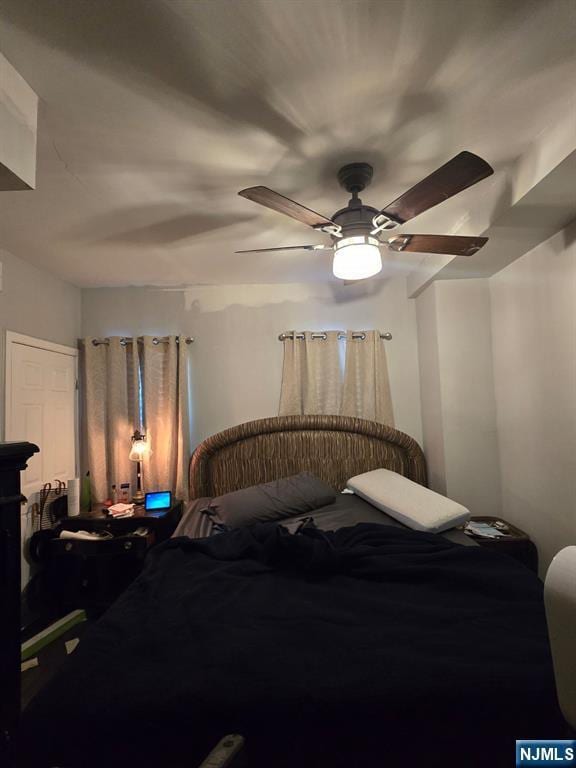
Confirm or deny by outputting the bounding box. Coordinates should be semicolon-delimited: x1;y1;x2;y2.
145;491;171;511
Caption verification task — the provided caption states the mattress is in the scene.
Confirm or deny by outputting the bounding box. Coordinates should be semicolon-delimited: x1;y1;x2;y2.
279;491;478;547
176;490;478;547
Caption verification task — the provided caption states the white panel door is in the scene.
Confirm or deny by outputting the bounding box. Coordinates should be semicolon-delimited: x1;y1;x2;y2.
8;343;76;495
5;334;77;588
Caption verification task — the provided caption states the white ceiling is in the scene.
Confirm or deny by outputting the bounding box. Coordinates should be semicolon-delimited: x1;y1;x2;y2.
0;0;575;287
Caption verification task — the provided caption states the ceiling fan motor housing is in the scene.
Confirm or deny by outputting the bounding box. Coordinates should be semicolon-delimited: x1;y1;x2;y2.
332;163;379;240
331;203;380;240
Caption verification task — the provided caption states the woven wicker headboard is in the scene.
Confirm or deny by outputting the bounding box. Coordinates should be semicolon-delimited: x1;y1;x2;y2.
189;415;427;498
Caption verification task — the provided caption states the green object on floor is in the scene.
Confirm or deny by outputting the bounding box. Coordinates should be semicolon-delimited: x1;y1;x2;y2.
21;657;39;672
21;609;87;661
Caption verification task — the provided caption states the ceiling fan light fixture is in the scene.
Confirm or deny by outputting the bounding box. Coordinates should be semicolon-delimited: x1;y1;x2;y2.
238;152;493;273
332;235;382;280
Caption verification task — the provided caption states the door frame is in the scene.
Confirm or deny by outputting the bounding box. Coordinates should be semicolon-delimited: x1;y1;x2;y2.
4;330;79;475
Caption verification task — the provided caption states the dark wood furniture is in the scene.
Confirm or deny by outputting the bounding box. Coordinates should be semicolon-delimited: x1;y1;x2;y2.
71;498;184;541
464;516;538;573
40;499;183;616
0;441;39;768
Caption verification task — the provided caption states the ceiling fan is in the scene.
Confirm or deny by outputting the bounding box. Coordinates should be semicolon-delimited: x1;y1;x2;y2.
236;151;493;280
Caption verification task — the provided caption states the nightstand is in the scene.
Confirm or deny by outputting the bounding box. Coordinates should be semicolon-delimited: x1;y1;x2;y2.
66;497;183;544
463;516;538;573
38;500;183;617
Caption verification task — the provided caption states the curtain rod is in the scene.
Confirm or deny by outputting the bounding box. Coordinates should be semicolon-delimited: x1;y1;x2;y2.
278;331;392;341
85;336;194;347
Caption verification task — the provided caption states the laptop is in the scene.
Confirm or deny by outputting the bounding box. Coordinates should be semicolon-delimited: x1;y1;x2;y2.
144;491;172;515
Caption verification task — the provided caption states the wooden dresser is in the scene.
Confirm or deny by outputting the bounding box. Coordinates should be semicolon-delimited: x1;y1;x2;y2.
0;441;39;768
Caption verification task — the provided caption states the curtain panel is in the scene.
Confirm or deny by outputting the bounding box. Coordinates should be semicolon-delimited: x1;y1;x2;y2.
279;331;342;416
83;337;139;503
82;336;190;503
278;330;394;426
341;330;394;425
141;336;189;501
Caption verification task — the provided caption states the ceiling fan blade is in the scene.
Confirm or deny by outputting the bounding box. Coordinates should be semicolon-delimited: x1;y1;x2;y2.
238;187;334;229
235;244;332;254
379;152;494;224
387;234;488;256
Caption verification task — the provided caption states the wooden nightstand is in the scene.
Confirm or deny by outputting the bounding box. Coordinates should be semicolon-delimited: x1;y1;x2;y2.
35;500;183;617
67;497;183;544
463;516;538;573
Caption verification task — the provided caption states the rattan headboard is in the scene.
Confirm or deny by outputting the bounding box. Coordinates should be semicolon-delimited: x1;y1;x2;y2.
189;415;427;498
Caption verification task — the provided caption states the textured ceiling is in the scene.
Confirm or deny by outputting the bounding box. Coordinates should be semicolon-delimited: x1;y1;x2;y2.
0;0;575;287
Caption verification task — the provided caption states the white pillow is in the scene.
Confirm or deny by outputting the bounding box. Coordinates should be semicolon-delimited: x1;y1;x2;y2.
346;468;470;533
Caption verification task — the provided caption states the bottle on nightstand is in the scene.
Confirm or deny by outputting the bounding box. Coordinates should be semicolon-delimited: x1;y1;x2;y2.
80;471;91;512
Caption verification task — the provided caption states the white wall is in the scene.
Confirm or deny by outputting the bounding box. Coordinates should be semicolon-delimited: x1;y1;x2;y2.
490;223;576;574
81;277;423;450
417;223;576;575
435;279;502;516
415;283;446;495
416;279;502;516
0;245;81;589
0;245;81;439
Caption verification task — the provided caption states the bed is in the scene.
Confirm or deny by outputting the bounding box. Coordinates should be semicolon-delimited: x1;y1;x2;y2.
21;416;565;768
180;415;474;547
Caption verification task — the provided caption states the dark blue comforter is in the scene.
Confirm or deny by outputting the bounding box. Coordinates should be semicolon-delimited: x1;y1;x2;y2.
21;523;564;767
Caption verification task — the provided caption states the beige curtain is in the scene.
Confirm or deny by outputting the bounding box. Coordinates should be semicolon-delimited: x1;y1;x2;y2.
278;330;394;425
341;330;394;425
279;331;342;415
83;335;190;503
83;337;139;502
141;336;190;501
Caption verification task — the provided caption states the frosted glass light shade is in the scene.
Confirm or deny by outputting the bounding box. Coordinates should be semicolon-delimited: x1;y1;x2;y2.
129;438;148;461
332;236;382;280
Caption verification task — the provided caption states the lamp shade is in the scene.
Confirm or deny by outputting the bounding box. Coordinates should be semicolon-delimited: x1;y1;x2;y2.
332;235;382;280
129;431;149;461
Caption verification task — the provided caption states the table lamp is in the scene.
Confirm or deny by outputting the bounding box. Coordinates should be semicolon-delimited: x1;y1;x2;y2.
129;429;148;504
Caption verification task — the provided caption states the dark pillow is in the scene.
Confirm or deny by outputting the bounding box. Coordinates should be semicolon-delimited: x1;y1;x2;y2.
205;472;336;528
